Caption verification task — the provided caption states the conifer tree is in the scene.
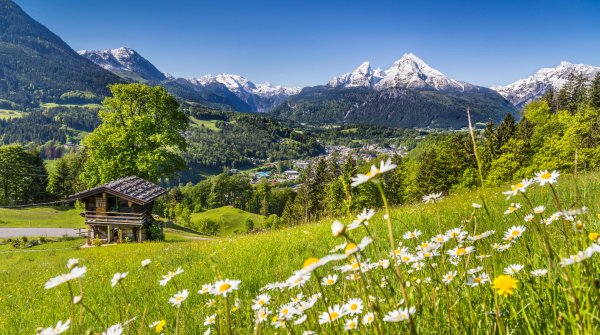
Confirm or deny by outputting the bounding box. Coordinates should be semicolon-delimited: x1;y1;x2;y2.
590;73;600;109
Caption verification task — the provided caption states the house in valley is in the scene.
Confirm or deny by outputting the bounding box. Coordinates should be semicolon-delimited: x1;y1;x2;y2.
67;176;166;244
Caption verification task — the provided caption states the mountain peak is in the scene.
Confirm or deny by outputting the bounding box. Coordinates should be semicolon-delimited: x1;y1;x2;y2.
79;47;166;83
328;60;383;88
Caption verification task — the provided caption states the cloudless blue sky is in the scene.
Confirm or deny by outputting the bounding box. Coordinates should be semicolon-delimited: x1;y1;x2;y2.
14;0;600;87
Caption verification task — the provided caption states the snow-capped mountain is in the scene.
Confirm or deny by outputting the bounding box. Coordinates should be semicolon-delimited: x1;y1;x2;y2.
191;74;300;97
328;61;384;88
328;53;471;91
80;47;300;112
78;47;166;83
185;74;300;112
274;52;516;129
492;61;600;108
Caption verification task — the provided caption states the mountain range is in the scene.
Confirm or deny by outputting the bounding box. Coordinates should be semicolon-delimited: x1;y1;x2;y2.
492;61;600;108
1;0;598;129
78;47;299;113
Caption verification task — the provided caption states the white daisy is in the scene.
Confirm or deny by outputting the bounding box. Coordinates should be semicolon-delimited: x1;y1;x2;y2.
36;319;71;335
102;323;123;335
252;293;271;310
321;274;338;286
66;259;79;270
204;314;216;326
344;298;364;315
169;289;189;308
446;246;475;257
442;271;457;284
159;267;184;286
344;317;359;330
44;266;87;290
504;264;524;275
350;159;396;187
466;272;490;287
141;259;151;267
531;269;548;277
534;170;559;186
503;225;526;241
110;272;128;287
422;192;443;204
362;312;375;325
318;304;346;324
503;179;533;198
533;206;546;214
331;220;346;237
211;279;241;297
382;307;416;322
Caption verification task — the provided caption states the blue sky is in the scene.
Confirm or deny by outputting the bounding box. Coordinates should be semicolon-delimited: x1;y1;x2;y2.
15;0;600;87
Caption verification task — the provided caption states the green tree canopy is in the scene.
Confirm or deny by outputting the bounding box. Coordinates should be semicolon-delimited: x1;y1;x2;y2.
81;84;188;187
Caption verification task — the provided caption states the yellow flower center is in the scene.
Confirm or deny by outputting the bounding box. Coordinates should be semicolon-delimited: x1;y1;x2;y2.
589;232;600;241
350;303;358;310
421;243;429;249
511;230;520;236
512;183;523;191
219;283;231;292
345;243;357;254
175;296;183;302
401;256;410;262
303;257;319;269
351;263;359;270
282;309;289;315
541;172;552;179
327;279;334;285
456;248;466;256
474;277;482;283
330;312;339;319
258;299;265;305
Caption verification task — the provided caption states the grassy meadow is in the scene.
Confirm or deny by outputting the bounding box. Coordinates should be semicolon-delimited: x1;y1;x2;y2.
0;207;84;228
1;171;600;334
191;206;266;236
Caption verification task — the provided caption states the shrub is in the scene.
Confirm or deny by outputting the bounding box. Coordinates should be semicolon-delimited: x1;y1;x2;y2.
193;218;220;235
147;223;165;241
92;238;102;247
244;218;255;232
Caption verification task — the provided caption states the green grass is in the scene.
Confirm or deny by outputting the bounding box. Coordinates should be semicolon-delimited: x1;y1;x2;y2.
0;207;84;228
1;172;600;334
40;102;102;109
0;108;25;120
191;206;265;235
189;116;220;131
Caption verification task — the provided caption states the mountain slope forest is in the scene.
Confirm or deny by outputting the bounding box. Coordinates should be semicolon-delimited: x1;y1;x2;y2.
0;0;122;107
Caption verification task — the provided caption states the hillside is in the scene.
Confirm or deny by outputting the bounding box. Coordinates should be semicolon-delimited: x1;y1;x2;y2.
190;206;266;236
0;0;122;107
1;172;598;333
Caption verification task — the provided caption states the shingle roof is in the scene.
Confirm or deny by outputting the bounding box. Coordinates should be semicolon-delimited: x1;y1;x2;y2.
67;176;166;205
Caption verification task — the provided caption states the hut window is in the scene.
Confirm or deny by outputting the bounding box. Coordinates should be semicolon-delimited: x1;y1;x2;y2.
107;196;120;212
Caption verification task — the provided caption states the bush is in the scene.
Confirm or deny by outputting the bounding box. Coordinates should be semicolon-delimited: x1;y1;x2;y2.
265;214;281;229
193;218;220;235
147;223;165;241
92;238;103;247
245;218;254;232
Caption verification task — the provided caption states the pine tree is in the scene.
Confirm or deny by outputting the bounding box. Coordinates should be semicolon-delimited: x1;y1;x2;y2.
590;73;600;109
542;86;557;112
385;154;406;205
47;158;71;199
557;72;588;113
495;113;516;149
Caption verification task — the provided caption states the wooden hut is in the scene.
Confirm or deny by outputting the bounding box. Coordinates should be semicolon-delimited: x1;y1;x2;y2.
67;176;166;243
